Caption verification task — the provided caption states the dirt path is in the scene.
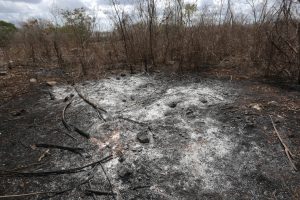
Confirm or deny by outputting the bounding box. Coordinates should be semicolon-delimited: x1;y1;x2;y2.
0;72;299;199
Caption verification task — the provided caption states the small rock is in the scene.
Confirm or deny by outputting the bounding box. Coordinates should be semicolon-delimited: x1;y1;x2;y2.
130;96;135;101
11;109;26;117
116;77;120;80
137;131;150;143
201;99;208;104
0;70;7;76
120;73;126;77
251;103;262;111
30;78;37;83
268;101;278;107
64;96;70;102
117;163;133;178
274;116;284;124
46;81;57;87
122;99;127;103
131;144;143;152
118;155;125;163
168;102;177;108
186;108;194;115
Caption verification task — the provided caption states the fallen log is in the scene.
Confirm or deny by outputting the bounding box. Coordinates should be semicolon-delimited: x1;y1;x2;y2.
1;155;113;176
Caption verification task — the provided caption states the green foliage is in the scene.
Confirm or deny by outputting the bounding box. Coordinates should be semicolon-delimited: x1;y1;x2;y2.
60;7;95;47
0;20;17;47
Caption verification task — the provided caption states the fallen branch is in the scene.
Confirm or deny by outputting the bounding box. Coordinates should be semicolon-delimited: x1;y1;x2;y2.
1;155;113;176
270;115;297;171
61;101;77;141
0;191;61;199
0;172;95;199
118;116;147;126
74;86;107;121
35;144;84;154
85;189;116;196
74;127;91;139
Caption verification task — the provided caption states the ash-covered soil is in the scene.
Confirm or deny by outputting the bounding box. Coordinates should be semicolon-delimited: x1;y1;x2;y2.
0;72;300;199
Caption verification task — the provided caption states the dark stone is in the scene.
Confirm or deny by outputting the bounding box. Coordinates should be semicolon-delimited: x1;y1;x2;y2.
168;102;177;108
116;77;120;80
201;99;208;103
0;70;7;76
118;155;125;163
120;73;126;77
186;108;194;115
122;99;127;102
117;163;133;178
137;131;150;143
11;109;26;117
64;96;70;102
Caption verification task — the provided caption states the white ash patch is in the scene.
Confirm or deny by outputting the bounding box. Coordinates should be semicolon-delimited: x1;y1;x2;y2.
49;73;238;195
179;118;234;191
123;84;226;122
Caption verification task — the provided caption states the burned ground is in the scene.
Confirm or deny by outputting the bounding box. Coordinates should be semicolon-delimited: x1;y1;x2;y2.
0;70;300;200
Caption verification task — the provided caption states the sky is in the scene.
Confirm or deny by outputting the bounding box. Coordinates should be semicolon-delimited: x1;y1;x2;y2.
0;0;272;29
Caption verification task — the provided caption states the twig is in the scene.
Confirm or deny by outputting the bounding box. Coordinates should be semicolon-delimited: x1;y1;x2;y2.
131;185;151;190
1;155;113;176
0;172;95;199
48;91;55;100
270;115;297;171
85;189;116;196
100;163;116;200
88;180;97;200
5;162;46;173
0;191;60;199
62;101;77;140
118;116;147;126
35;143;84;154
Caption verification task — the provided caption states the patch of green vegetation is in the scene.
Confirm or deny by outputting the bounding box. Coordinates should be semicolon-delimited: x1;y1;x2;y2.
0;20;17;47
